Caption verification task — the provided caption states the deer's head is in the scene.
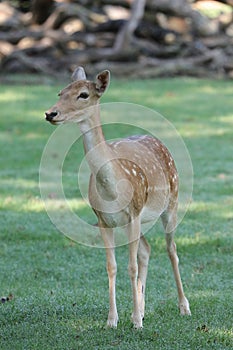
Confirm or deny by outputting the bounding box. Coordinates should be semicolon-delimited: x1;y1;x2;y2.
45;67;110;125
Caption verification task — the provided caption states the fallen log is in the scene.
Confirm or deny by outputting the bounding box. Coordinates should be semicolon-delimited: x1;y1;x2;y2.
0;0;232;79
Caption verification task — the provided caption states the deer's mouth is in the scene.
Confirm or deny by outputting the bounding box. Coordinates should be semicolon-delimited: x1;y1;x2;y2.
50;119;65;125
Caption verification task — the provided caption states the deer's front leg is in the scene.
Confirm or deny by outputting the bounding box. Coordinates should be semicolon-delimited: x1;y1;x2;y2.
127;218;142;329
100;225;118;328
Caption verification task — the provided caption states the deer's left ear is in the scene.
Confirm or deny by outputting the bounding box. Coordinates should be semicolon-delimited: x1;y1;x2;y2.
95;70;110;96
72;66;87;81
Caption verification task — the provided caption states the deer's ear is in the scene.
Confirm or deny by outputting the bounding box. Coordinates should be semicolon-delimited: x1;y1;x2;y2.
72;66;87;81
95;70;110;96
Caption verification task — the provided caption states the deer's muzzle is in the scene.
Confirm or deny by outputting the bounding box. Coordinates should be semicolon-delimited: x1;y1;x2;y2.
45;111;58;122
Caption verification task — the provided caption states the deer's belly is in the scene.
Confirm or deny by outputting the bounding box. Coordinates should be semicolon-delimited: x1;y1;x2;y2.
98;210;130;228
140;191;169;224
140;206;164;224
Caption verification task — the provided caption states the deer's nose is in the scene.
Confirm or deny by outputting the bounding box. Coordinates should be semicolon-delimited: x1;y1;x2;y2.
45;111;58;121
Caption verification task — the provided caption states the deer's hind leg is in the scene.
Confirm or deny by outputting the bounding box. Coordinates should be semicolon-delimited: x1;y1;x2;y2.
137;235;151;320
161;204;191;316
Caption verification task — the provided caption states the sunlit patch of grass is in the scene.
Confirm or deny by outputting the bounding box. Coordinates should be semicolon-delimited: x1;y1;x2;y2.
0;90;27;102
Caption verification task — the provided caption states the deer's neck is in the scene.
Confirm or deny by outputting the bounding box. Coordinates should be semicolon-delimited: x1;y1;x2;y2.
79;105;114;177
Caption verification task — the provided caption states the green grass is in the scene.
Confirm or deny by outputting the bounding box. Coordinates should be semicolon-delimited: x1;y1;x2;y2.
0;76;233;349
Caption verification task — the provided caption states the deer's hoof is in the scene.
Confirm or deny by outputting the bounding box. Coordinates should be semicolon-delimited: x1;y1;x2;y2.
107;316;118;328
179;297;191;316
131;313;143;329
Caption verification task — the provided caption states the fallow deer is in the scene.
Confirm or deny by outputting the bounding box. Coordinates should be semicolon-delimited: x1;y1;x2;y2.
45;67;191;329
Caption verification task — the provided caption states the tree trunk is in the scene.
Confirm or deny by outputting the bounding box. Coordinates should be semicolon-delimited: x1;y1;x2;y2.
31;0;54;24
114;0;147;51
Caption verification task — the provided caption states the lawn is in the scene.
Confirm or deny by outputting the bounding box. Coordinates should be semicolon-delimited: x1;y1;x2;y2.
0;75;232;349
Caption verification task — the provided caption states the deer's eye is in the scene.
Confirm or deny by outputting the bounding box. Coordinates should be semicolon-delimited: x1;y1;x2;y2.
78;92;89;99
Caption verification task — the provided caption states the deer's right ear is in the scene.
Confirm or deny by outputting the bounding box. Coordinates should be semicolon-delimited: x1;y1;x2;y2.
72;66;87;81
95;70;110;96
